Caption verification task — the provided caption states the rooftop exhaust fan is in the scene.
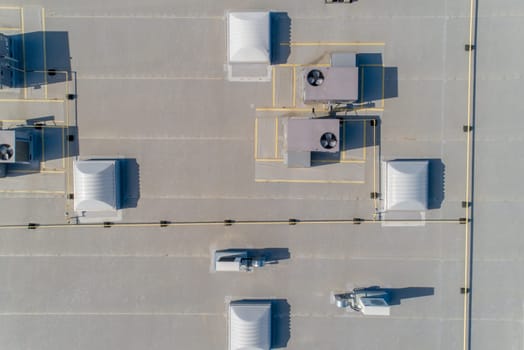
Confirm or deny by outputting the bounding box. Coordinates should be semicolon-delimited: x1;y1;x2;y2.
0;143;13;160
307;69;324;86
320;132;337;149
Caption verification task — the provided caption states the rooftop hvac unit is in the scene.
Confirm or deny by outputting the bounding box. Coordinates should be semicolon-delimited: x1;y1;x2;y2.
214;250;266;272
302;66;359;104
335;288;391;316
283;117;340;168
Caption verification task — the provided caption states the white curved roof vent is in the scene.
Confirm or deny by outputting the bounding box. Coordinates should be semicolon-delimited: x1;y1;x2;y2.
229;301;271;350
74;160;121;212
228;12;270;64
384;160;429;211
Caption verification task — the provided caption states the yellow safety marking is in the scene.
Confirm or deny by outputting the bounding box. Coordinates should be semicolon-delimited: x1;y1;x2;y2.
362;121;367;161
256;107;325;112
0;119;32;123
65;86;71;203
381;66;385;106
272;67;276;107
65;71;71;126
292;66;296;107
255;158;283;162
78;75;223;80
282;42;385;47
41;8;48;99
254;118;259;158
0;6;21;10
341;122;346;160
316;159;366;164
373;122;377;210
277;63;330;67
274;117;279;158
256;179;365;184
256;107;383;112
342;160;366;164
0;123;65;129
0;98;64;103
255;158;364;164
61;124;66;168
360;67;364;104
9;169;65;174
0;27;21;31
64;156;72;214
20;7;26;99
0;189;64;195
40;127;45;169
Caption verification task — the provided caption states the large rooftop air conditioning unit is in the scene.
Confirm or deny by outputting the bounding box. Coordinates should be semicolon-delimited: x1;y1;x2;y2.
283;117;340;168
302;66;359;104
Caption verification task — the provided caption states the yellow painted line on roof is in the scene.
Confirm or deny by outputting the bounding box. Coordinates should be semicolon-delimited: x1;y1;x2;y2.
373;122;377;210
361;107;384;112
255;107;322;112
340;159;366;164
255;158;283;162
360;67;364;104
277;63;330;67
41;8;48;99
0;6;21;10
0;119;28;123
9;169;65;174
82;76;224;80
276;63;331;68
61;124;66;168
254;118;259;159
272;66;276;107
0;98;64;103
0;27;21;31
20;8;26;99
381;66;385;104
255;179;365;184
341;121;346;160
255;158;364;164
65;70;71;124
49;14;225;20
65;131;71;200
283;42;385;47
314;159;366;164
362;121;367;161
292;66;296;107
274;117;279;158
0;189;64;195
40;127;45;166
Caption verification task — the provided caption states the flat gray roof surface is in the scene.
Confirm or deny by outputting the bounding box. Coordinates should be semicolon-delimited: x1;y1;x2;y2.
0;1;521;350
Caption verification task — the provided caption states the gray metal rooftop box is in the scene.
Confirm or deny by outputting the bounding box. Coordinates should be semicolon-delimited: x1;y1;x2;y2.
284;118;340;153
302;66;358;104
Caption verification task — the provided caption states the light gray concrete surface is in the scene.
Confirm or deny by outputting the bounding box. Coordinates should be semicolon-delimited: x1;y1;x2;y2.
0;0;517;349
470;2;524;349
